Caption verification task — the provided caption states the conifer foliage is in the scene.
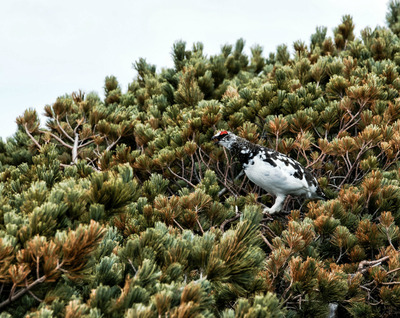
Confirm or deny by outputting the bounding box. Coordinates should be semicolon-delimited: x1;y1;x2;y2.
3;3;400;317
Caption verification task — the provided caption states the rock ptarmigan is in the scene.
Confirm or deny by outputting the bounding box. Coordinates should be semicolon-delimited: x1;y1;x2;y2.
212;130;326;214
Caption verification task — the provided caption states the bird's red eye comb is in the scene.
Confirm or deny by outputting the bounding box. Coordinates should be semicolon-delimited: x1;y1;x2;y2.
219;130;228;136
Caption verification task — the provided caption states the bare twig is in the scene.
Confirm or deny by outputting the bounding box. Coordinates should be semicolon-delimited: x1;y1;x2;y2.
387;267;400;275
196;219;204;235
381;281;400;285
24;124;42;150
56;116;74;142
336;247;346;264
173;219;184;231
0;260;66;310
27;289;42;303
0;276;46;310
357;256;390;274
77;139;95;149
218;170;245;196
167;166;196;188
339;140;373;187
260;233;274;250
128;259;137;274
260;224;276;236
46;131;74;149
220;208;240;232
105;136;121;151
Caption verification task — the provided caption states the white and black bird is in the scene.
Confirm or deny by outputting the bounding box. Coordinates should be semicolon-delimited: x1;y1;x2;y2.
212;130;326;214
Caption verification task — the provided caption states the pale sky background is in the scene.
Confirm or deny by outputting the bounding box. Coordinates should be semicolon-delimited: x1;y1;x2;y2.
0;0;389;139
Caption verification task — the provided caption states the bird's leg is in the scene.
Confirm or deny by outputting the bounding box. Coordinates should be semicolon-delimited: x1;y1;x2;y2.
263;194;286;214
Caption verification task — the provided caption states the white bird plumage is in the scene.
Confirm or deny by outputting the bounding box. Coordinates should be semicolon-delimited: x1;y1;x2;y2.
212;130;326;214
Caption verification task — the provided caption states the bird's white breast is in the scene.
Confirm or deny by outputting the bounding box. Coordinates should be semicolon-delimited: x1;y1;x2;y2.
243;152;311;197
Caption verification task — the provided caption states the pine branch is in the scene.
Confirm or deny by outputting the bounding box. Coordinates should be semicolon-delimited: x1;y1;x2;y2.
72;133;79;163
105;136;121;151
23;123;42;150
78;139;95;149
0;275;46;310
127;259;137;274
218;170;244;196
28;289;42;302
386;267;400;275
220;207;240;232
65;115;74;132
260;232;274;250
56;116;74;142
197;147;240;196
357;256;390;274
196;218;204;234
73;117;85;134
44;131;73;149
0;260;65;310
167;166;196;188
339;140;374;187
173;219;184;231
381;281;400;285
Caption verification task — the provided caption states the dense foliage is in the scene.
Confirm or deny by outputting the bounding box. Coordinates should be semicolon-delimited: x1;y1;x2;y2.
2;3;400;317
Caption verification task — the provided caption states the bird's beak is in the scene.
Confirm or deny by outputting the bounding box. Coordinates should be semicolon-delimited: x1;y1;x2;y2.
211;135;219;143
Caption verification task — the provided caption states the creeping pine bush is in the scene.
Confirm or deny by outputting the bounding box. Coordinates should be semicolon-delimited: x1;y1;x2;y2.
3;4;400;317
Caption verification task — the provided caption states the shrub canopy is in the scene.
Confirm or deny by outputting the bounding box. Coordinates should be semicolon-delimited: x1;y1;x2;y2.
2;5;400;317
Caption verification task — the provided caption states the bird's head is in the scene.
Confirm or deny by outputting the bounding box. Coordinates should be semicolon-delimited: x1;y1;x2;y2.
211;130;237;149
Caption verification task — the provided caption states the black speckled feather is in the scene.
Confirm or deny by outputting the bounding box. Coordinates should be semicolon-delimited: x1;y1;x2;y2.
212;131;326;213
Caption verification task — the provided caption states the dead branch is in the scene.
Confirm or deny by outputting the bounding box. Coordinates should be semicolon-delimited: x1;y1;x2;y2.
357;256;390;274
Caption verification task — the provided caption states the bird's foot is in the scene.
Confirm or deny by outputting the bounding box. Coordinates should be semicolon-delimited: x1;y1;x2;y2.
262;195;286;215
263;207;290;215
263;207;278;215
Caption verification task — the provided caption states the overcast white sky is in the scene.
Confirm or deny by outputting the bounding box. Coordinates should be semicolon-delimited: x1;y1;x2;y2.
0;0;388;139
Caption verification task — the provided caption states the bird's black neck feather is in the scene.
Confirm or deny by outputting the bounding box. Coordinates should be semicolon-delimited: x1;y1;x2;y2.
230;138;260;165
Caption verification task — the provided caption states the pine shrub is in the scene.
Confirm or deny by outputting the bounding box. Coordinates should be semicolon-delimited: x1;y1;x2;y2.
3;5;400;316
